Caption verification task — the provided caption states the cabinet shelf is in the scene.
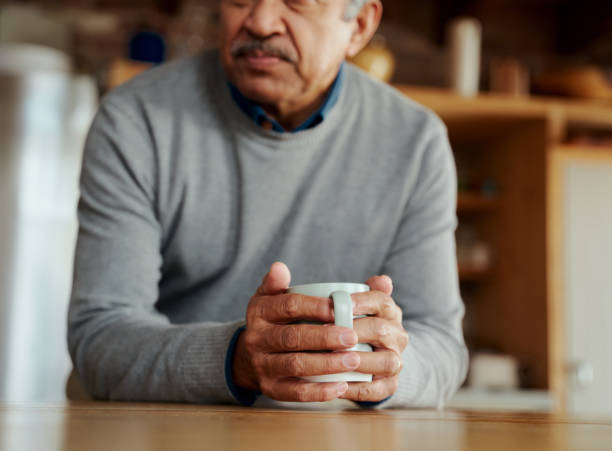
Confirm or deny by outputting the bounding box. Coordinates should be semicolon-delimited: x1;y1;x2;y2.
398;84;612;413
458;265;491;282
457;192;498;213
448;388;555;412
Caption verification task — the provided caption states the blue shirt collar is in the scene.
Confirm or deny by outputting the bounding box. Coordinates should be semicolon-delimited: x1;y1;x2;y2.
228;63;344;133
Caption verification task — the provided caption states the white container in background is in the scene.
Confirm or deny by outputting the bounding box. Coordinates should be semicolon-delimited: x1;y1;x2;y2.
469;352;520;390
0;43;97;403
448;17;482;97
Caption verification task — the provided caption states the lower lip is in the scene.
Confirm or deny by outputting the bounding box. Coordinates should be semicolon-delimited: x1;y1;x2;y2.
243;55;283;69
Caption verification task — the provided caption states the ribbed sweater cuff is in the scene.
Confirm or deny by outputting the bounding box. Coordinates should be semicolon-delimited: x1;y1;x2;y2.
179;320;248;404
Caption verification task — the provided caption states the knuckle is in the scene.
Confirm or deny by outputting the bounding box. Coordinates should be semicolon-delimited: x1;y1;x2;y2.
357;384;376;401
395;305;403;320
295;384;311;402
394;355;403;374
323;327;335;346
281;327;301;350
376;321;391;338
322;385;337;401
259;378;274;396
326;356;340;373
318;356;336;375
317;297;332;319
385;354;401;375
246;301;258;324
250;298;266;322
381;337;394;350
251;354;266;374
375;322;393;348
281;295;301;318
319;361;331;375
382;298;396;314
255;300;267;319
243;331;259;352
285;354;305;376
400;331;410;349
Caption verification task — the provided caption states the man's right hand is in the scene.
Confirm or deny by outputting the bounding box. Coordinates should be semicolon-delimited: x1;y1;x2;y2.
232;262;360;402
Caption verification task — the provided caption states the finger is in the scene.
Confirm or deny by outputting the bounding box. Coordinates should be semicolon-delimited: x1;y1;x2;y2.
354;349;402;377
254;293;335;324
352;291;402;321
260;378;348;403
353;317;409;354
366;275;393;296
339;377;399;402
256;352;360;377
256;262;291;296
261;324;358;352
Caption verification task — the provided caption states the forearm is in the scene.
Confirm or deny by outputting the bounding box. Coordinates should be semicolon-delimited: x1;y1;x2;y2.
68;308;245;404
374;123;467;408
379;318;468;408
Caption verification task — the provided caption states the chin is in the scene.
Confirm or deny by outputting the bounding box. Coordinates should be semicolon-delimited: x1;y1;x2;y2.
235;77;291;105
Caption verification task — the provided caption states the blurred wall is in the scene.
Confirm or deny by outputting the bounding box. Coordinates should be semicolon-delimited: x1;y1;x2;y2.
4;0;610;89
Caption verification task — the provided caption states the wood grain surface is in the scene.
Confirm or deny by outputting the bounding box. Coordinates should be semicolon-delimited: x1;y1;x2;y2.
2;402;612;451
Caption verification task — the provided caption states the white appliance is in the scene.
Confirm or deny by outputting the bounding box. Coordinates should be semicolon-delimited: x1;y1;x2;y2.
0;43;97;402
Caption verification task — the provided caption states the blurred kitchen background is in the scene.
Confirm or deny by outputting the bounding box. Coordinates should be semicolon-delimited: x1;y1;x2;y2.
1;0;611;415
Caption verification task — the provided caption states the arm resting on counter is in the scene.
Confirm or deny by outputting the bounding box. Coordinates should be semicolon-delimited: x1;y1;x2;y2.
374;126;468;408
68;100;244;404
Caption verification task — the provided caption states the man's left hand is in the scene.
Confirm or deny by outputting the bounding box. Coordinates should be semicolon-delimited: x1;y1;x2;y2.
339;275;409;403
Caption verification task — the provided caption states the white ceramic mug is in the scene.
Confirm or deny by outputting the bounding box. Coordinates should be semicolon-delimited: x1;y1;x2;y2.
286;283;373;383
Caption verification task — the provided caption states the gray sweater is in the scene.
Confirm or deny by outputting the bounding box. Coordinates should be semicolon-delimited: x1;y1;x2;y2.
68;50;468;408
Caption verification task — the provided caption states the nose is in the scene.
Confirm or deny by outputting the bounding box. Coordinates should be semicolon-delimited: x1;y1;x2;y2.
244;0;286;38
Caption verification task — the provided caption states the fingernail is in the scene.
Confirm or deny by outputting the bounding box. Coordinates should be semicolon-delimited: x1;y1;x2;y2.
336;382;348;396
340;330;356;347
342;353;360;369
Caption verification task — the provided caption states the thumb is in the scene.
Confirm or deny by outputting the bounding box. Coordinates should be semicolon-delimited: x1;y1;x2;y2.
366;274;393;296
256;261;291;296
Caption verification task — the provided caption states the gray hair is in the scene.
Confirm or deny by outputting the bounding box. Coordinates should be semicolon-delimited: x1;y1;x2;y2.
344;0;371;20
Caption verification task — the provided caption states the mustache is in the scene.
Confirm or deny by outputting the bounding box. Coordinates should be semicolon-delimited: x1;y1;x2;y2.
230;40;297;64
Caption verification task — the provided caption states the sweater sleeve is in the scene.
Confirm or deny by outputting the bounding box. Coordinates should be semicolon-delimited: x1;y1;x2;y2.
374;122;469;408
67;99;244;404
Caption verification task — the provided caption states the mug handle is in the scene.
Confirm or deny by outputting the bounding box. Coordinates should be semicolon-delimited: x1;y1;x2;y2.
330;291;353;329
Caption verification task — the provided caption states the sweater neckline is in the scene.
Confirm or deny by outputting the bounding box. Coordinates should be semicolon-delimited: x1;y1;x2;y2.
227;63;345;134
210;51;351;147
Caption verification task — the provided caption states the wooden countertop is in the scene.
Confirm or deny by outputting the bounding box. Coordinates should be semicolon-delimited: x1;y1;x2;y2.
2;402;612;451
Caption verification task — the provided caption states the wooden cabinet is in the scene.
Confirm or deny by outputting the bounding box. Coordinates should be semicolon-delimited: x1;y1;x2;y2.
549;147;612;416
396;86;612;413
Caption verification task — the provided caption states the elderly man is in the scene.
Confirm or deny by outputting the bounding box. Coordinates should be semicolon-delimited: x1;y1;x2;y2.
68;0;468;408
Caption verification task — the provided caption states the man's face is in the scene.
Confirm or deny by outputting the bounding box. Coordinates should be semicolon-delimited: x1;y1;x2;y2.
219;0;356;108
